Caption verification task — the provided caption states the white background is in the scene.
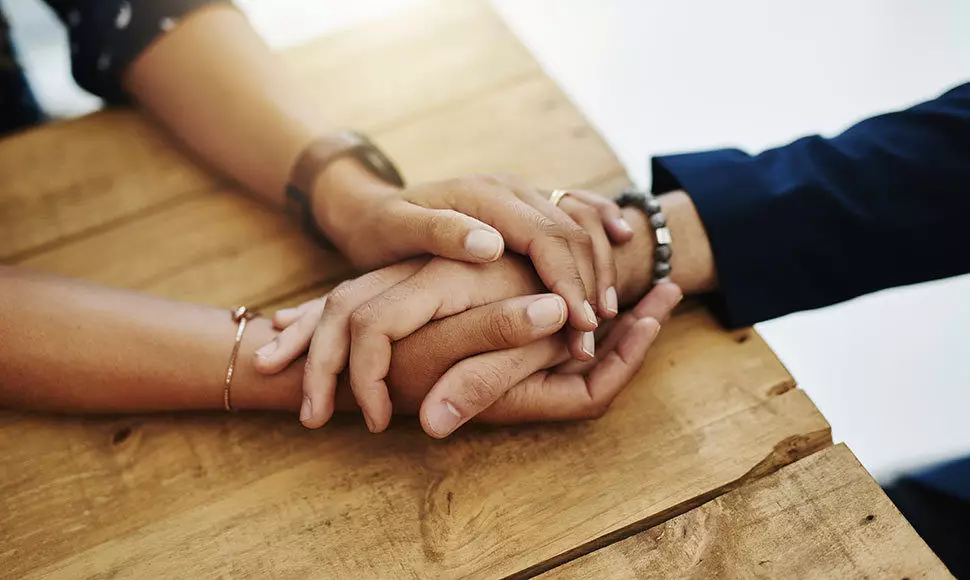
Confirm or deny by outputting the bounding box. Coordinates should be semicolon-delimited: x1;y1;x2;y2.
6;0;969;481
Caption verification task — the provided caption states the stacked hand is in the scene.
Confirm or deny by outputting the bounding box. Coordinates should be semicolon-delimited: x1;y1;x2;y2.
311;171;637;351
258;257;681;437
254;175;680;437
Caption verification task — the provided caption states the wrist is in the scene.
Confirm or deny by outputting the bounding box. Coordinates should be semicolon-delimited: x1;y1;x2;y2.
615;206;655;307
232;317;303;412
614;190;718;306
309;158;401;248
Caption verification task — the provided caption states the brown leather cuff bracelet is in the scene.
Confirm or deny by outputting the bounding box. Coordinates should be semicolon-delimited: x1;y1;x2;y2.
285;130;405;248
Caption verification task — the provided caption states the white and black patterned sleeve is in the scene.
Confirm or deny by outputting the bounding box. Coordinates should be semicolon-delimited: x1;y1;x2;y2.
43;0;228;103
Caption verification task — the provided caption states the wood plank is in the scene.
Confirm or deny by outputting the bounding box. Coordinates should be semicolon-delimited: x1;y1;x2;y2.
0;2;839;578
0;0;538;261
5;307;827;579
17;74;623;308
544;444;951;580
287;0;541;133
0;114;215;261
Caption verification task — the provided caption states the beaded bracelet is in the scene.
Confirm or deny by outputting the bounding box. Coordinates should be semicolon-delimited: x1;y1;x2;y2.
615;189;672;287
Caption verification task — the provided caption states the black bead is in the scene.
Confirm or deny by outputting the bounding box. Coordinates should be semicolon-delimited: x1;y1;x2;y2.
645;198;662;215
654;261;672;279
649;212;667;229
654;244;672;262
616;190;642;207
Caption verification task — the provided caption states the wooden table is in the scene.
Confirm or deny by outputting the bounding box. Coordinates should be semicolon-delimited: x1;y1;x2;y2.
0;1;950;578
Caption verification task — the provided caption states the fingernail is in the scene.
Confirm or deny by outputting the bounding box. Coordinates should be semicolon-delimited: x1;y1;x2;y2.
363;414;377;433
649;318;662;340
299;396;312;422
255;340;277;359
527;296;566;329
465;230;504;261
611;218;633;234
583;300;598;326
426;401;462;437
582;332;595;357
275;307;297;319
605;286;618;315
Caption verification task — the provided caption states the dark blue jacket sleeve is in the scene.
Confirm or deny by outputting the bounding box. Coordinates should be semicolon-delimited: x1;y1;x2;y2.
652;82;970;328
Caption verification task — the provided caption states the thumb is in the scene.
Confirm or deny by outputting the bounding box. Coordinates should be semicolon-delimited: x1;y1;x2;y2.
397;204;506;263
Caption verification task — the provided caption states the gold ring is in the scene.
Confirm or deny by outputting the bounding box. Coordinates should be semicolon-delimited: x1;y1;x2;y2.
548;189;570;207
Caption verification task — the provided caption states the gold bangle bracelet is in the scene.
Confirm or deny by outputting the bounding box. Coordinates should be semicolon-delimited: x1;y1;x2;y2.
224;306;256;412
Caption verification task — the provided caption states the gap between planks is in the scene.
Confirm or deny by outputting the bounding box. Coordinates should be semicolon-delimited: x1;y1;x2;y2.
508;425;834;579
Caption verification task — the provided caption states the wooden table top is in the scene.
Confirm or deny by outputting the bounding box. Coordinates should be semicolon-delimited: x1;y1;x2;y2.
0;1;948;578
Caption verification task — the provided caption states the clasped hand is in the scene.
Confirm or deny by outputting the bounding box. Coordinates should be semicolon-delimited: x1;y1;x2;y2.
255;175;681;437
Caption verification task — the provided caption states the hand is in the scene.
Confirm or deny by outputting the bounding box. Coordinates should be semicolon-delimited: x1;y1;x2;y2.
407;282;682;435
312;168;634;331
278;282;682;436
255;256;546;431
256;183;630;432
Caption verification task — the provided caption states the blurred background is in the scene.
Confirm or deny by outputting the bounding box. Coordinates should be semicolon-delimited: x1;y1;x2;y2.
5;0;969;482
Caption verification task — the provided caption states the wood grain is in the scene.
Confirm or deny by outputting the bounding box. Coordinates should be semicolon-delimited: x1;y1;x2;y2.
5;308;828;579
0;0;540;262
544;444;952;580
14;74;621;309
0;1;850;578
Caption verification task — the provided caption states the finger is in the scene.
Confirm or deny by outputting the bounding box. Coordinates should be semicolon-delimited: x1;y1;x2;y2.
517;188;597;309
556;282;683;374
346;260;563;433
272;296;324;330
585;316;661;401
419;335;565;438
566;328;596;363
564;189;635;243
630;281;684;321
441;183;597;333
557;315;635;375
395;203;507;263
384;293;567;411
478;316;661;424
561;196;618;319
301;260;423;429
254;297;327;374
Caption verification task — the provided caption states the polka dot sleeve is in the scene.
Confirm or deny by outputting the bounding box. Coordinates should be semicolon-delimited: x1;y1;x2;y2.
42;0;229;103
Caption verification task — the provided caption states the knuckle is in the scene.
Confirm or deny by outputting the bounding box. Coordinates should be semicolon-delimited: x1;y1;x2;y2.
571;227;594;251
443;177;473;198
325;282;355;314
457;363;507;405
537;217;567;242
480;308;521;348
348;302;381;333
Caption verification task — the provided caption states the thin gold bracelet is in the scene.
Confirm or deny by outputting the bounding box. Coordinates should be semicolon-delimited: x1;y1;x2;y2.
224;306;256;412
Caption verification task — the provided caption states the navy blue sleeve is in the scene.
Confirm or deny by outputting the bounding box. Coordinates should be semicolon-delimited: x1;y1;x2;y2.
651;82;970;328
42;0;228;103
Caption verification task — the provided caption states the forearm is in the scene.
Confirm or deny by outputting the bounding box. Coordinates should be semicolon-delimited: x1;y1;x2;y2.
0;267;301;414
123;5;387;207
0;267;499;417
